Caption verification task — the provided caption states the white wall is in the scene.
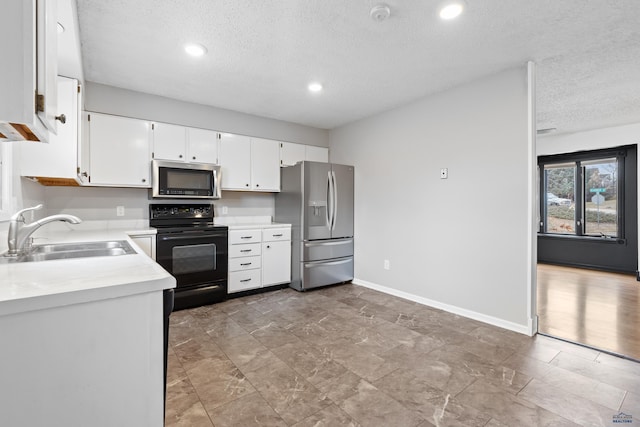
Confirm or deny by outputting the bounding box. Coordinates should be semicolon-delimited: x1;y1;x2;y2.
37;186;275;221
537;122;640;155
85;82;330;147
537;122;640;270
330;67;533;332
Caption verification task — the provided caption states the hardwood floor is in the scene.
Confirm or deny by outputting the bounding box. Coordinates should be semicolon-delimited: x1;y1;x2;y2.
537;263;640;360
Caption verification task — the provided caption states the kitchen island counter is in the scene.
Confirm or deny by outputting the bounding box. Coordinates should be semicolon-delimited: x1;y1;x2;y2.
0;226;173;427
0;227;173;317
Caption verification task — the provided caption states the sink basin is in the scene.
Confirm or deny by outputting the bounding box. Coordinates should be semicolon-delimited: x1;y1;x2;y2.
0;240;137;264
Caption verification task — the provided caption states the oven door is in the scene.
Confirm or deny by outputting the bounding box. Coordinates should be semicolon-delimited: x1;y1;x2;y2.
156;229;228;291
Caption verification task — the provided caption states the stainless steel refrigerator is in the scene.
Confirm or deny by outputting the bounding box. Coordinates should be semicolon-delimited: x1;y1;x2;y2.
275;161;354;291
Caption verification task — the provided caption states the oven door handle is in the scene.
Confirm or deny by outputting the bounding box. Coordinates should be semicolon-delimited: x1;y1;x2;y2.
159;233;225;242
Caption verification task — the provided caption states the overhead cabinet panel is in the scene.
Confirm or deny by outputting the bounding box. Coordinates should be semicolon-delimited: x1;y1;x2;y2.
250;138;280;191
219;133;252;190
152;122;187;161
20;77;81;183
187;128;218;164
87;113;152;187
219;134;280;191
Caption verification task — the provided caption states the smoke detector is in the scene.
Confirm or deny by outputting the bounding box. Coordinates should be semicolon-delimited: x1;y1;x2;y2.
370;4;391;22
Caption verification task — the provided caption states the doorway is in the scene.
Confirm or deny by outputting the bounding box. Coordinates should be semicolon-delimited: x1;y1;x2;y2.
536;144;639;360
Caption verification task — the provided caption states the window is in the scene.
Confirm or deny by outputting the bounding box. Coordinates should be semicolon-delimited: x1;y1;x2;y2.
539;148;625;239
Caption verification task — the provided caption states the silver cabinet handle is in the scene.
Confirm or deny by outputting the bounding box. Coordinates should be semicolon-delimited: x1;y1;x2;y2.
240;236;252;239
272;234;283;237
240;262;252;266
240;249;252;253
240;278;252;282
55;114;66;124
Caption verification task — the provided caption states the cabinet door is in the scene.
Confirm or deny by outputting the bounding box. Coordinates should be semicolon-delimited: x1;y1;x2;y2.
152;122;187;161
130;235;156;260
20;77;78;179
280;142;305;167
305;146;329;163
262;240;291;286
36;0;58;134
219;133;251;190
88;113;151;187
251;138;280;191
188;128;218;164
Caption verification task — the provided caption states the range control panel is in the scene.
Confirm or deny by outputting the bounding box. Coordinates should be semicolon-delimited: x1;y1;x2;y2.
150;204;213;221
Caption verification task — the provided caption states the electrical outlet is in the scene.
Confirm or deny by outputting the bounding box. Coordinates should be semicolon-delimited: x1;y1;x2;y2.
222;206;228;215
384;259;390;270
116;206;125;217
440;168;448;179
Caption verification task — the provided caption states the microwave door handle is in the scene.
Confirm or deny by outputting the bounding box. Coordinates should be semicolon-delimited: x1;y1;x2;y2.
213;169;221;199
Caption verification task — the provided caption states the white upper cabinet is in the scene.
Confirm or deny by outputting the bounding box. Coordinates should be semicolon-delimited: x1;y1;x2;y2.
20;77;81;183
251;138;280;191
280;142;306;167
186;128;218;164
219;134;280;191
305;145;329;163
152;123;218;164
0;0;58;142
219;133;252;190
85;112;152;187
280;142;329;166
152;122;187;161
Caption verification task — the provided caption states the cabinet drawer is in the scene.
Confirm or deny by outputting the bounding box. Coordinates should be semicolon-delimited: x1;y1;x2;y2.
229;255;261;272
229;243;261;258
229;229;262;244
262;227;291;242
228;269;262;293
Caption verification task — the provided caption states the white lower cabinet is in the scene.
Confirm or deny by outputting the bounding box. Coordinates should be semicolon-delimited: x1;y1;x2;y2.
128;234;156;260
228;229;262;293
228;225;291;293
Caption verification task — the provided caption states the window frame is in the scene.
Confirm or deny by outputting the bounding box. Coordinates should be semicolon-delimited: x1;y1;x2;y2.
538;146;627;243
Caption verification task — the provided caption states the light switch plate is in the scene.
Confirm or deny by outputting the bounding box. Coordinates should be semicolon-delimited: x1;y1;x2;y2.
116;206;125;217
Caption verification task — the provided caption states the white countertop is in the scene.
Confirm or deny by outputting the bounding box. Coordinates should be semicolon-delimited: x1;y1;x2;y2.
0;226;174;317
214;215;291;230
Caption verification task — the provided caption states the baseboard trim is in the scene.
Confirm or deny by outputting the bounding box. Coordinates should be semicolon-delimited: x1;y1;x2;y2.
352;278;533;336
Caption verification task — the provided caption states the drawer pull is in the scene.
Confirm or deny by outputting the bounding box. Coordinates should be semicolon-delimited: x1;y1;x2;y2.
272;234;283;237
240;249;252;253
240;236;253;239
240;278;252;283
240;262;252;266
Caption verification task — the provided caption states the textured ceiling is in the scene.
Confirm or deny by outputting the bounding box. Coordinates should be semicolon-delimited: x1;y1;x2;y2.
75;0;640;133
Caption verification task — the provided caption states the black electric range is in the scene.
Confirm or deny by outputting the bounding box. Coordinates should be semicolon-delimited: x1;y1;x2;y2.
150;203;228;310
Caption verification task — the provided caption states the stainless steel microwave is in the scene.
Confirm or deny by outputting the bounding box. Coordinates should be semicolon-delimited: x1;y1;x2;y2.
152;160;221;199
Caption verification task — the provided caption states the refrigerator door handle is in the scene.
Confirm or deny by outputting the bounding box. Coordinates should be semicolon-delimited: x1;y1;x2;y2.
326;170;333;230
304;258;353;268
331;170;338;231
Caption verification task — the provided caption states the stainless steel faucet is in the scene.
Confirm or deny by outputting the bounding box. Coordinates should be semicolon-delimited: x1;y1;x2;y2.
6;204;82;256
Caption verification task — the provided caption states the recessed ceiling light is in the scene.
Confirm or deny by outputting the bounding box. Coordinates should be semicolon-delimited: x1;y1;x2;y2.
57;22;65;34
439;2;465;20
184;43;207;57
308;82;323;93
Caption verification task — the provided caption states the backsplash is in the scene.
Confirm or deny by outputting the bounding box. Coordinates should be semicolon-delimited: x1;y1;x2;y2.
27;184;276;222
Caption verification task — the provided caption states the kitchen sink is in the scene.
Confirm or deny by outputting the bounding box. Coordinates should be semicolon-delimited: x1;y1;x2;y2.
0;240;137;264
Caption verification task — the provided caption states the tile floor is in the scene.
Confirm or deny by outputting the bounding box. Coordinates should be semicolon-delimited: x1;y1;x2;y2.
165;284;640;426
